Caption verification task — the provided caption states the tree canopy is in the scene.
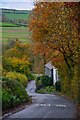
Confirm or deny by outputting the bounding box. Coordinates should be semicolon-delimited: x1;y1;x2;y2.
29;2;79;102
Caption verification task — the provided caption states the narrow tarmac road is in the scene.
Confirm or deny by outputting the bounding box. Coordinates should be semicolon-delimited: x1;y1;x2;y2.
6;80;76;119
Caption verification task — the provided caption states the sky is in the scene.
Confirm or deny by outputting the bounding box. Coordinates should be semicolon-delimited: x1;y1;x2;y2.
0;0;79;10
0;0;34;10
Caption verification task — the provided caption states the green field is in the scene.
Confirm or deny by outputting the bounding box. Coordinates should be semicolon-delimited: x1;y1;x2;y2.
2;26;31;44
1;8;31;22
1;8;32;45
4;12;29;21
0;22;18;27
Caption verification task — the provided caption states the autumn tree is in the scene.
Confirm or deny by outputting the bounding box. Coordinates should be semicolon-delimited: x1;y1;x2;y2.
29;2;79;101
64;2;80;102
2;40;31;75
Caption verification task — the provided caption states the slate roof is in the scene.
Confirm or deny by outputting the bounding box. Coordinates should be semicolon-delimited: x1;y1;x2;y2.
45;61;53;70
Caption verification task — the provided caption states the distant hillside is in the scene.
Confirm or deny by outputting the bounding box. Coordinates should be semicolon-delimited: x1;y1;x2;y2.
0;8;32;26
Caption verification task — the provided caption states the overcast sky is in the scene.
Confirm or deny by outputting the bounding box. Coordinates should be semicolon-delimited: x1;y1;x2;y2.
1;0;79;10
0;0;34;10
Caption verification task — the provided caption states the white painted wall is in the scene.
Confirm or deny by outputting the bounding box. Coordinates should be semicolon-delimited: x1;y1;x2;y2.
45;66;59;85
45;67;52;78
53;67;58;85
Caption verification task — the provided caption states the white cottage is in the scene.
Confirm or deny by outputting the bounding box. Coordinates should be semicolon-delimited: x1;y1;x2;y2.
45;61;59;85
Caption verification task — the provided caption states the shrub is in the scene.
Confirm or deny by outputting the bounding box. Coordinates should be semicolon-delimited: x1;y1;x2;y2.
2;69;8;76
3;57;30;75
41;75;53;87
26;73;35;81
36;77;42;90
2;77;29;111
6;72;28;87
55;80;61;92
36;76;40;81
44;86;55;93
0;64;2;76
37;86;55;94
2;89;11;110
35;75;53;90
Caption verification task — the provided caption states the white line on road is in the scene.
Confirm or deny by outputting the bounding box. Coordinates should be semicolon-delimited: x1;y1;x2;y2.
35;104;66;108
48;104;51;106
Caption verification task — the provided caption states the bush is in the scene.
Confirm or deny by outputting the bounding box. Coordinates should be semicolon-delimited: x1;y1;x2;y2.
37;86;55;94
2;77;29;111
36;76;40;81
35;75;53;90
41;75;53;87
36;77;42;90
26;73;35;81
6;72;28;87
3;57;30;75
2;69;8;77
44;86;55;93
55;80;61;92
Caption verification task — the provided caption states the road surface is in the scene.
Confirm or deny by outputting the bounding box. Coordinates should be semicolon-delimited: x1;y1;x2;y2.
6;80;76;119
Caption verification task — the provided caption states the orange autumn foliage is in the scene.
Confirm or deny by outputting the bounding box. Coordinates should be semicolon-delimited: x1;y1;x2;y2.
29;2;79;101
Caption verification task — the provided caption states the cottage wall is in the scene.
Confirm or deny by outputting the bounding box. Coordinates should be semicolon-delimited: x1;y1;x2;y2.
53;69;58;85
45;67;52;78
45;62;59;85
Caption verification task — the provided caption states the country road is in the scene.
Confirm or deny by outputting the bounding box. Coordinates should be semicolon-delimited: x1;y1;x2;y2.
6;80;76;119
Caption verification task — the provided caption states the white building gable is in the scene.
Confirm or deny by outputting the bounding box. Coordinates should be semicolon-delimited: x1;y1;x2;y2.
45;61;59;85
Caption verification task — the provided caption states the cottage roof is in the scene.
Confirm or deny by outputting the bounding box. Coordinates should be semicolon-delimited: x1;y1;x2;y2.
45;61;53;70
